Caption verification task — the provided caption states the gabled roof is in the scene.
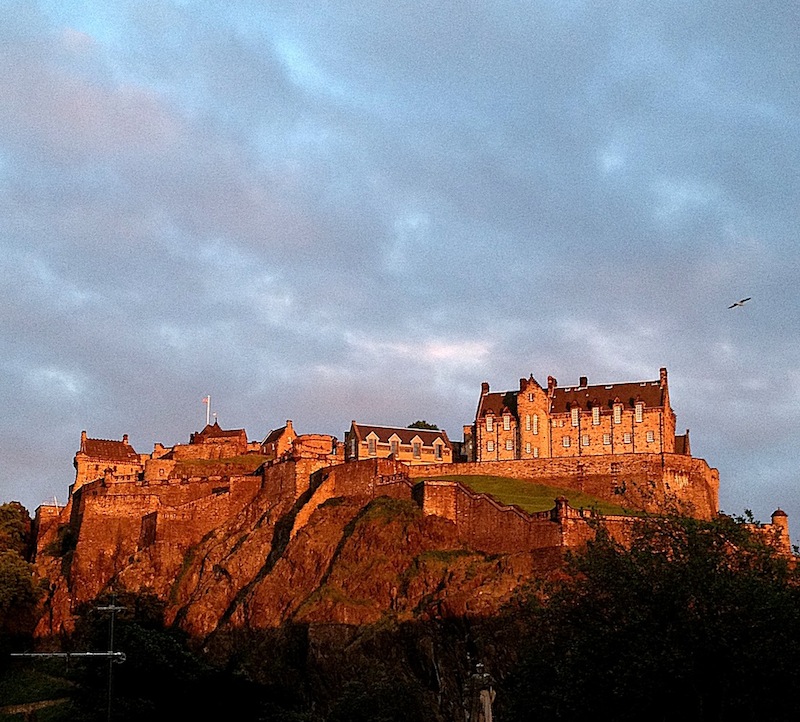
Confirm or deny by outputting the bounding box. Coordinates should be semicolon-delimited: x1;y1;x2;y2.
191;421;247;443
349;423;452;448
80;436;139;462
551;379;665;413
477;391;518;418
262;425;288;445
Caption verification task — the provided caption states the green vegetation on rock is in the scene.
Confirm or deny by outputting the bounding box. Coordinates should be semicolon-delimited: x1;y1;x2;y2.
429;474;635;515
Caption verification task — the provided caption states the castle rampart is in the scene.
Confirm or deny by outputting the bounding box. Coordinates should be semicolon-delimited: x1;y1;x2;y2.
408;453;719;520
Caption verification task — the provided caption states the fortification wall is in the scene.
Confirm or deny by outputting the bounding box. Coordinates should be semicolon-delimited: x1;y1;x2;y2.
407;454;719;519
420;480;635;554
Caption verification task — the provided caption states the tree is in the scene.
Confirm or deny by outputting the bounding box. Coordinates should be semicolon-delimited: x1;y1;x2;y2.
504;514;800;721
0;550;40;639
407;421;439;430
0;502;32;558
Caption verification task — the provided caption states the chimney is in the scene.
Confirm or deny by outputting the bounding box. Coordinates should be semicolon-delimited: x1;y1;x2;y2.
122;434;129;445
660;367;668;386
579;376;588;388
481;382;490;395
547;376;558;393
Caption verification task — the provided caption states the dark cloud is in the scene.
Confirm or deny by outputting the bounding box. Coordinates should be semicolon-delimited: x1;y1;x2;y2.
2;1;798;538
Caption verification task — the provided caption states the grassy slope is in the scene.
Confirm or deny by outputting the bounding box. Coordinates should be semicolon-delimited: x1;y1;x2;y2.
425;475;636;516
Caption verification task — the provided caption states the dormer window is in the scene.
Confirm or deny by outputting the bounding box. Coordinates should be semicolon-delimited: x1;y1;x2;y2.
503;413;511;431
434;442;443;460
635;402;644;423
571;407;579;427
592;406;600;425
391;440;399;457
486;415;493;432
367;437;377;456
412;441;421;458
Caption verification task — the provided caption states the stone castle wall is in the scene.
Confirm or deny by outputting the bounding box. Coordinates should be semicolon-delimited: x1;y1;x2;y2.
419;480;635;554
407;454;719;520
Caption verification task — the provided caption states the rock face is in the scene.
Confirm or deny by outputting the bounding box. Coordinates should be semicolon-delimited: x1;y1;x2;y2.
32;451;728;639
33;459;570;638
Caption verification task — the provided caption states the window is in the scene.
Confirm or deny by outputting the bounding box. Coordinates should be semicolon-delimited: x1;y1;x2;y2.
592;406;600;425
571;407;579;427
412;442;421;458
562;436;571;448
613;405;622;424
603;434;611;445
505;439;513;451
503;414;511;431
533;447;540;458
532;415;539;435
525;414;531;431
525;442;531;453
635;403;644;423
434;443;442;460
646;430;655;443
487;440;495;452
581;435;590;446
623;433;632;444
486;416;493;432
368;438;376;456
528;392;533;401
391;440;399;457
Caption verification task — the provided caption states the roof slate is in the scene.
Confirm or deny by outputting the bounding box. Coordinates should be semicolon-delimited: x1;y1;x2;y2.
551;380;664;413
81;437;139;462
350;423;452;448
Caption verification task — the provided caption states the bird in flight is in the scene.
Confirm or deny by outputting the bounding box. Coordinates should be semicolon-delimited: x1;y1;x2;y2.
728;297;751;309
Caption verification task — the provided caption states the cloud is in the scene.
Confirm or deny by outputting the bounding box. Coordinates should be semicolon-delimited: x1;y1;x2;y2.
1;1;799;541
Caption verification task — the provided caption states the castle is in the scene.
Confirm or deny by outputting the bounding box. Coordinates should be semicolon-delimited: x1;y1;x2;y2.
30;367;792;636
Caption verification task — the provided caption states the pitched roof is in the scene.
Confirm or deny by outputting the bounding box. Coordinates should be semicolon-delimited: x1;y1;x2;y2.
349;423;452;448
477;391;518;418
262;425;288;445
192;421;247;443
550;379;665;413
81;436;139;462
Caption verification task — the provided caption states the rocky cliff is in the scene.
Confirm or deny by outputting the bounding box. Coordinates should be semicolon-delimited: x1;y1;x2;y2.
33;459;570;640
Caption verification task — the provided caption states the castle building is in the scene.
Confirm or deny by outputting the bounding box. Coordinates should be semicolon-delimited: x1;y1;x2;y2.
261;420;298;459
345;422;453;465
472;367;688;461
73;431;144;492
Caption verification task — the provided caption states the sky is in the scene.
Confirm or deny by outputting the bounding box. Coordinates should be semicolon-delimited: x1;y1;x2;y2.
2;2;799;541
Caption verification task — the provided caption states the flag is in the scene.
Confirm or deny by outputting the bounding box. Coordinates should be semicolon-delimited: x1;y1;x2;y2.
202;396;209;404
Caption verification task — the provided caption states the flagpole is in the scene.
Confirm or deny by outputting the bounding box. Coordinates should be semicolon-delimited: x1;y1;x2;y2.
206;395;211;426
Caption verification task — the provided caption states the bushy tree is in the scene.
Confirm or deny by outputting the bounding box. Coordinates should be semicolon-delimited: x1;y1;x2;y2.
407;421;439;430
504;515;800;721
